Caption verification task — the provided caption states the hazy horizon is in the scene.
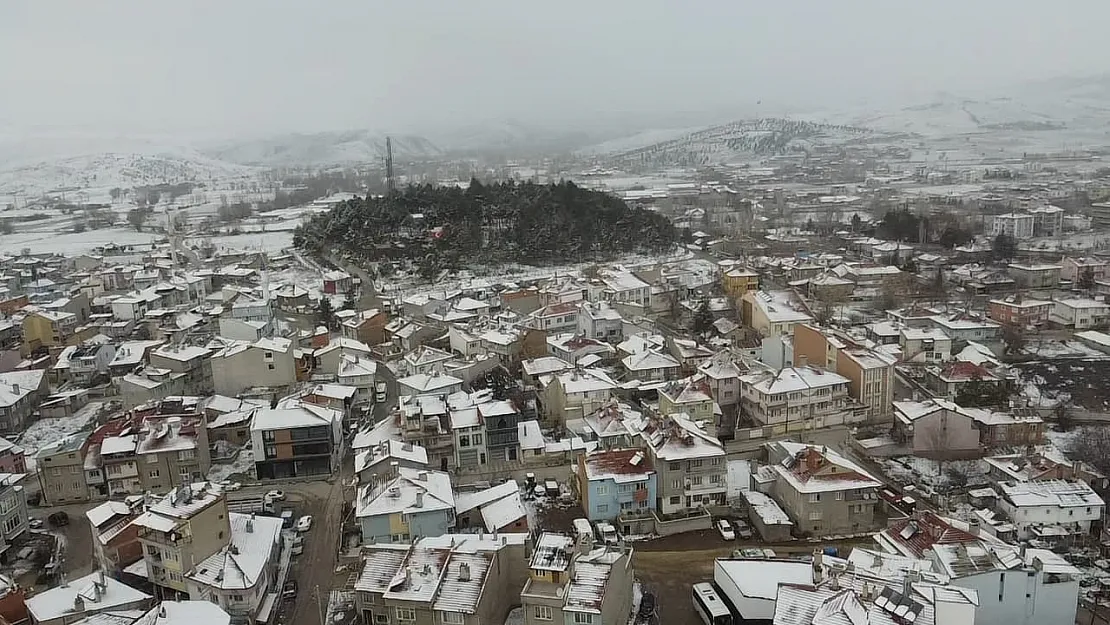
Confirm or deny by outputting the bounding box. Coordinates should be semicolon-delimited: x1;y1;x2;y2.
3;1;1110;140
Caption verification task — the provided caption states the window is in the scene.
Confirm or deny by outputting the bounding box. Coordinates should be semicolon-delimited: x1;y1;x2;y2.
688;459;704;469
50;468;61;477
809;493;820;503
620;501;632;510
263;430;275;442
441;612;464;625
669;496;681;505
573;613;594;625
709;474;721;484
534;606;553;621
472;434;482;446
835;492;843;500
596;504;608;513
809;511;822;521
395;607;416;622
690;476;703;486
669;462;680;471
149;470;160;478
69;466;80;474
711;457;723;466
596;486;608;495
268;364;275;370
459;436;470;447
373;614;388;624
147;455;158;464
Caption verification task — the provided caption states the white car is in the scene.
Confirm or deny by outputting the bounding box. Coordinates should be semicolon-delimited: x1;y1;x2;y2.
296;515;313;532
716;519;736;541
220;481;242;492
265;490;286;502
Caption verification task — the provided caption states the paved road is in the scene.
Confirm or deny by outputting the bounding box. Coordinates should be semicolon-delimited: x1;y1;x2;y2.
286;477;346;625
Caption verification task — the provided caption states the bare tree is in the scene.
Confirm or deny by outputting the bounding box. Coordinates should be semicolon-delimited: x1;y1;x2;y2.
1066;426;1110;475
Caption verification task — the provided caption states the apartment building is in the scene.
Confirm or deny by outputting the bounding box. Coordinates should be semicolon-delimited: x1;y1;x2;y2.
354;534;527;625
764;442;882;536
696;353;744;410
250;400;344;480
186;512;283;623
134;483;232;599
577;301;624;342
25;570;152;625
1030;204;1064;237
150;345;213;396
836;348;895;421
355;467;455;544
739;366;855;429
657;379;715;430
21;310;80;353
36;430;93;504
526;302;580;334
520;532;634;625
133;415;211;492
992;211;1034;238
595;268;651;308
341;308;389;346
988;297;1053;327
539;369;617;424
1051;298;1110;329
721;266;759;298
899;327;952;363
397;394;455;473
1007;263;1062;289
576;448;656;522
52;342;116;386
641;413;726;514
0;369;49;432
354;440;429;484
208;336;295;397
740;290;813;337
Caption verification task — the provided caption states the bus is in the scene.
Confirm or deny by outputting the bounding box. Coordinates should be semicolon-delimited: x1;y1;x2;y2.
692;582;733;625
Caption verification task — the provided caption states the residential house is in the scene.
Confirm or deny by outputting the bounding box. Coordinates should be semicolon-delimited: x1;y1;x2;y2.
1008;263;1062;289
526;302;580;335
696;353;745;410
764;442;882;535
0;474;29;554
21;310;80;353
641;413;726;514
150;345;213;396
208;337;296;397
0;369;49;432
520;532;634;625
539;369;617;424
341;308;389;346
396;372;464;398
997;480;1104;542
353;534;527;625
86;500;143;575
1051;298;1110;329
836;347;896;421
185;512;283;623
668;338;715;375
402;346;454;376
547;334;614;365
355;467;455;544
448;395;488;469
739;366;856;429
454;481;529;533
721;267;759;298
740;290;813;338
36;431;92;504
1030;205;1064;237
974;407;1045;448
520;356;572;388
336;356;377;404
924;361;1004;400
134;483;231;599
250;401;344;479
892;400;982;459
313;337;373;376
928;314;1002;343
25;570;152;625
657;379;715;433
988;297;1053;327
620;350;680;381
354;440;428;484
577;301;624;342
1061;256;1108;284
899;328;952;363
0;437;24;474
51;342;116;386
576;448;656;521
595;268;651;308
133;414;211;493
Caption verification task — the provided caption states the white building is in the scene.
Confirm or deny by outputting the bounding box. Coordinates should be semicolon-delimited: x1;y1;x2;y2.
186;512;283;622
1051;298;1110;330
996;479;1104;540
991;212;1034;239
739;366;855;428
577;301;624;342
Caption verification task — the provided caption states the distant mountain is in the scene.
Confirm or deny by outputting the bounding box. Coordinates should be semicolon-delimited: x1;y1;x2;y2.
205;130;442;167
587;118;877;168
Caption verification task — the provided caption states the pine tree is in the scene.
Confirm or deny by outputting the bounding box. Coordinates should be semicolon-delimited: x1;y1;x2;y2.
316;297;336;330
692;299;715;334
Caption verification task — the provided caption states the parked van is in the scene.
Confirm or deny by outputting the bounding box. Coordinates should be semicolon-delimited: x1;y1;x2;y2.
572;518;592;542
281;510;295;529
290;534;304;555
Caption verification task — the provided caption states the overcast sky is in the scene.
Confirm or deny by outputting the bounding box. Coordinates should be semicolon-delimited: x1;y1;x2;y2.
2;0;1109;138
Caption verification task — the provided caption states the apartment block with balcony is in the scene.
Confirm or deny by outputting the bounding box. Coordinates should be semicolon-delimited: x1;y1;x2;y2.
208;336;296;397
764;442;882;536
186;512;283;623
836;347;896;422
641;413;726;515
134;483;231;599
134;415;211;493
21;310;80;353
250;400;344;480
0;369;49;433
520;532;634;625
150;345;213;396
36;430;92;504
576;448;656;521
101;433;142;498
355;467;455;545
739;366;856;430
398;394;455;473
988;297;1053;327
86;500;144;575
992;212;1034;238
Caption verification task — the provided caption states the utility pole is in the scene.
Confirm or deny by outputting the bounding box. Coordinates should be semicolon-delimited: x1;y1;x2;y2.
385;136;396;194
314;584;326;625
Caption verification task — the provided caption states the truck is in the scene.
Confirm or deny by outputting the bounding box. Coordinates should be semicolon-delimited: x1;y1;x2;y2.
226;496;275;516
374;380;387;404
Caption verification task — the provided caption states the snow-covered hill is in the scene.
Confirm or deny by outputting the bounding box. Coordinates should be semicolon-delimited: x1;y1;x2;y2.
205;130;442;167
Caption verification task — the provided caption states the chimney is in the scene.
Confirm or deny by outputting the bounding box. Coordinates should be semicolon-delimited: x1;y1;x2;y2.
247;513;255;533
812;548;824;584
93;581;103;602
903;569;921;597
417;471;428;481
829;568;840;590
98;568;105;586
459;562;471;582
73;595;85;613
159;606;167;618
10;384;17;395
415;492;424;508
797;354;808;368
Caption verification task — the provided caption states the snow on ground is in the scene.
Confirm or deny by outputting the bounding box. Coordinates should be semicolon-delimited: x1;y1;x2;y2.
1020;373;1069;408
1024;340;1107;359
879;456;988;492
0;227;161;256
19;401;104;469
727;459;750;500
1046;428;1079;455
207;447;255;483
187;231;292;254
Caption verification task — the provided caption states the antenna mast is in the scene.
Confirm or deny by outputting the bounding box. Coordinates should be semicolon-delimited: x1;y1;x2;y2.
385;136;396;194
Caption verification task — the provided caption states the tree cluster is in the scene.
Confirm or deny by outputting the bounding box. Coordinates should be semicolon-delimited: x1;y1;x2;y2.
293;179;677;267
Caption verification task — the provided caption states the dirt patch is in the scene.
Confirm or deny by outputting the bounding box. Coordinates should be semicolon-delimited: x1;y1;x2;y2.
636;548;730;625
1014;359;1110;410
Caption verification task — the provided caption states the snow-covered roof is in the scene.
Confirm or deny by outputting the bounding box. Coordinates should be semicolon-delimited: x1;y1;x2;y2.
621;350;680;372
131;601;232;625
557;369;617;395
772;441;881;494
998;479;1104;509
188;513;283;590
86;501;133;528
517;420;543;451
479;491;527;532
641;413;723;461
356;468;454;518
152;344;211;362
355;439;428;474
740;366;849;395
249;402;340;432
396;372;463;393
456;481;520;515
0;369;43;408
25;571;151;623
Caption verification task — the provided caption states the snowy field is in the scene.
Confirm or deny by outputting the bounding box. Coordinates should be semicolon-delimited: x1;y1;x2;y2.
1024;340;1107;360
0;227;162;256
19;401;104;469
207;448;256;483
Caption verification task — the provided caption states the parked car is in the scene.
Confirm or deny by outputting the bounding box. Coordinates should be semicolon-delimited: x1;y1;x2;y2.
734;519;754;540
265;490;285;502
595;521;619;545
716;519;735;541
28;518;43;530
282;580;298;600
296;515;313;532
48;512;69;527
220;481;242;492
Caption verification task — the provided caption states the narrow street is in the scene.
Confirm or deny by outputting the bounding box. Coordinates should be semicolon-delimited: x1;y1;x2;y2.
287;477;346;625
